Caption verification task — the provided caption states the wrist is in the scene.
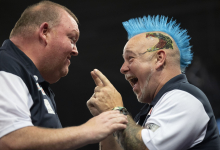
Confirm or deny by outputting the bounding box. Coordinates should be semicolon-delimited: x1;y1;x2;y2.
112;106;128;115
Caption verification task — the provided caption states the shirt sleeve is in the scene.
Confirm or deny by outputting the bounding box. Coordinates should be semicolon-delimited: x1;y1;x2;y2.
0;71;33;138
141;89;209;150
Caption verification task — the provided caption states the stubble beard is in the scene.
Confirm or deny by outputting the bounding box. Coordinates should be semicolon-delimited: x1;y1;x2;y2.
137;67;154;103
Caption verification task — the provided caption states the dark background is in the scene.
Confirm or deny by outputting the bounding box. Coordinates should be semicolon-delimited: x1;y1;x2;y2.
0;0;220;149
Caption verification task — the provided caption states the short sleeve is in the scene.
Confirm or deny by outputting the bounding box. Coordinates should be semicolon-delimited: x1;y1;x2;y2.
0;71;33;138
141;89;209;150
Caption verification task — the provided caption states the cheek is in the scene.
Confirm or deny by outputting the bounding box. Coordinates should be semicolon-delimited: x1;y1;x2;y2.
132;61;145;77
129;60;141;71
62;40;73;52
54;42;71;57
138;65;152;83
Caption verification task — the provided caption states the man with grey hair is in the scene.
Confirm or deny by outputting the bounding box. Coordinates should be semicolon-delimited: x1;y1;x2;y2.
0;1;127;149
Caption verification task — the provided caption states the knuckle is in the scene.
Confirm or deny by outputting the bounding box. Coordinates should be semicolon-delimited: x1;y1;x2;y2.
94;87;98;91
89;97;95;101
93;98;98;102
95;93;100;98
102;87;107;91
86;100;90;105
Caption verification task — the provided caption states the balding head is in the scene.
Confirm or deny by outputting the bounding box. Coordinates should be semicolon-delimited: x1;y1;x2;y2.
121;31;182;103
124;31;180;69
10;1;78;38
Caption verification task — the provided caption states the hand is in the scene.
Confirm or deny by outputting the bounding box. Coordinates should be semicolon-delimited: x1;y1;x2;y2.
87;93;100;116
83;110;128;144
87;70;104;116
87;69;123;114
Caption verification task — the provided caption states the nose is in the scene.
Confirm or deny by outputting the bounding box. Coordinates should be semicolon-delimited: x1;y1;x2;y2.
71;46;78;56
120;61;129;74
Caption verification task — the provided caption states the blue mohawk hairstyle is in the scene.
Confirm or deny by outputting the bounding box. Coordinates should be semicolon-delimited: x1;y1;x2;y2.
122;15;193;72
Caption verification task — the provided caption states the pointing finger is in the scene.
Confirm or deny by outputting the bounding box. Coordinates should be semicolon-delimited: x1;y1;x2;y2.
91;71;103;86
93;69;112;86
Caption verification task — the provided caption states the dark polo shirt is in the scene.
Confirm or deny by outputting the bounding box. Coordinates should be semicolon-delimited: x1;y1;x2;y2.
0;40;62;138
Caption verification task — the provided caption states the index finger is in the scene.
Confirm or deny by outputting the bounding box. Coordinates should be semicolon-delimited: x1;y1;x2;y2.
91;71;103;86
93;69;112;86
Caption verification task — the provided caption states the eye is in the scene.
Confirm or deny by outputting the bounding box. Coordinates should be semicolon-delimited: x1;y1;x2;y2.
128;56;134;61
69;37;77;44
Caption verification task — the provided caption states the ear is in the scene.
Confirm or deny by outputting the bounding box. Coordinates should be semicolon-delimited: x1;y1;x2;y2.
155;50;166;70
39;22;49;46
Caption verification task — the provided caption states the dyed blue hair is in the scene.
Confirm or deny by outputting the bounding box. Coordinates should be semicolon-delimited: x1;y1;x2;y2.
122;15;193;72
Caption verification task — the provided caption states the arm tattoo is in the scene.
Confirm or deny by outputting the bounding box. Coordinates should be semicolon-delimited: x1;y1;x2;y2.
116;115;148;150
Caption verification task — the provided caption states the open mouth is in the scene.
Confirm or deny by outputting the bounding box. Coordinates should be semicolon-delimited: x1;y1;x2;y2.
127;76;138;88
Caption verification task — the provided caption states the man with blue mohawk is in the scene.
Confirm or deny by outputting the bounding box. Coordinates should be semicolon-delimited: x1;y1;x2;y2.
87;15;220;150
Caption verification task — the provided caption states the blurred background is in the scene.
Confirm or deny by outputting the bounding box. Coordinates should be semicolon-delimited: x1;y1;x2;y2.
0;0;219;149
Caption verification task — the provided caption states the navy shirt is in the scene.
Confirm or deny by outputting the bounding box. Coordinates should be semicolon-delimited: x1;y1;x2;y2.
0;40;62;138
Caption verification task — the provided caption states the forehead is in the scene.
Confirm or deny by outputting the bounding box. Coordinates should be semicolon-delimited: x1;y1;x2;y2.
57;10;80;36
123;32;158;55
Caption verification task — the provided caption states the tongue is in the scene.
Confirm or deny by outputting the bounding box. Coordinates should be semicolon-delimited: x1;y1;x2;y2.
133;81;138;90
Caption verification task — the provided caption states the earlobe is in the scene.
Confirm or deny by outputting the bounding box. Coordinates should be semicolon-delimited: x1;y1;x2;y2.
39;22;49;46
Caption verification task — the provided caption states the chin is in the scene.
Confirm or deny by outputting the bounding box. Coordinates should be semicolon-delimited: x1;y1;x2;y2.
137;95;146;103
138;79;152;103
61;68;69;77
136;90;151;103
135;91;144;103
63;72;69;77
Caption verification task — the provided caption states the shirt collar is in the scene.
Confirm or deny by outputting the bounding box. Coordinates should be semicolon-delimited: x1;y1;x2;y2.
134;74;188;123
137;74;188;114
1;39;46;83
150;74;188;106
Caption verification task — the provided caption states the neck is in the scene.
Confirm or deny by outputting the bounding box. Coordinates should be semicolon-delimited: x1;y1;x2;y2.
10;36;51;82
153;68;181;99
10;35;43;72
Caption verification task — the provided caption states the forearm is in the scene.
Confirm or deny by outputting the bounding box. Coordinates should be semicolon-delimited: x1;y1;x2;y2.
0;125;91;150
99;134;123;150
117;115;148;150
0;110;128;150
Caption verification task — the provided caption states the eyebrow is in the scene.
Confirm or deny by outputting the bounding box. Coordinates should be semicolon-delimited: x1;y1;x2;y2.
71;29;80;39
122;50;137;58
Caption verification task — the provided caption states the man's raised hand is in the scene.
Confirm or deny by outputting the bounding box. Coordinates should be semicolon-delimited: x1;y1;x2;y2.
87;69;124;115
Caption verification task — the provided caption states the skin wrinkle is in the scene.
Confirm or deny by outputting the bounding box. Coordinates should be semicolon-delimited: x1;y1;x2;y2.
140;67;154;102
121;33;157;103
95;31;182;150
133;51;155;103
123;32;179;103
0;1;132;150
115;32;181;150
138;53;156;103
139;32;180;82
